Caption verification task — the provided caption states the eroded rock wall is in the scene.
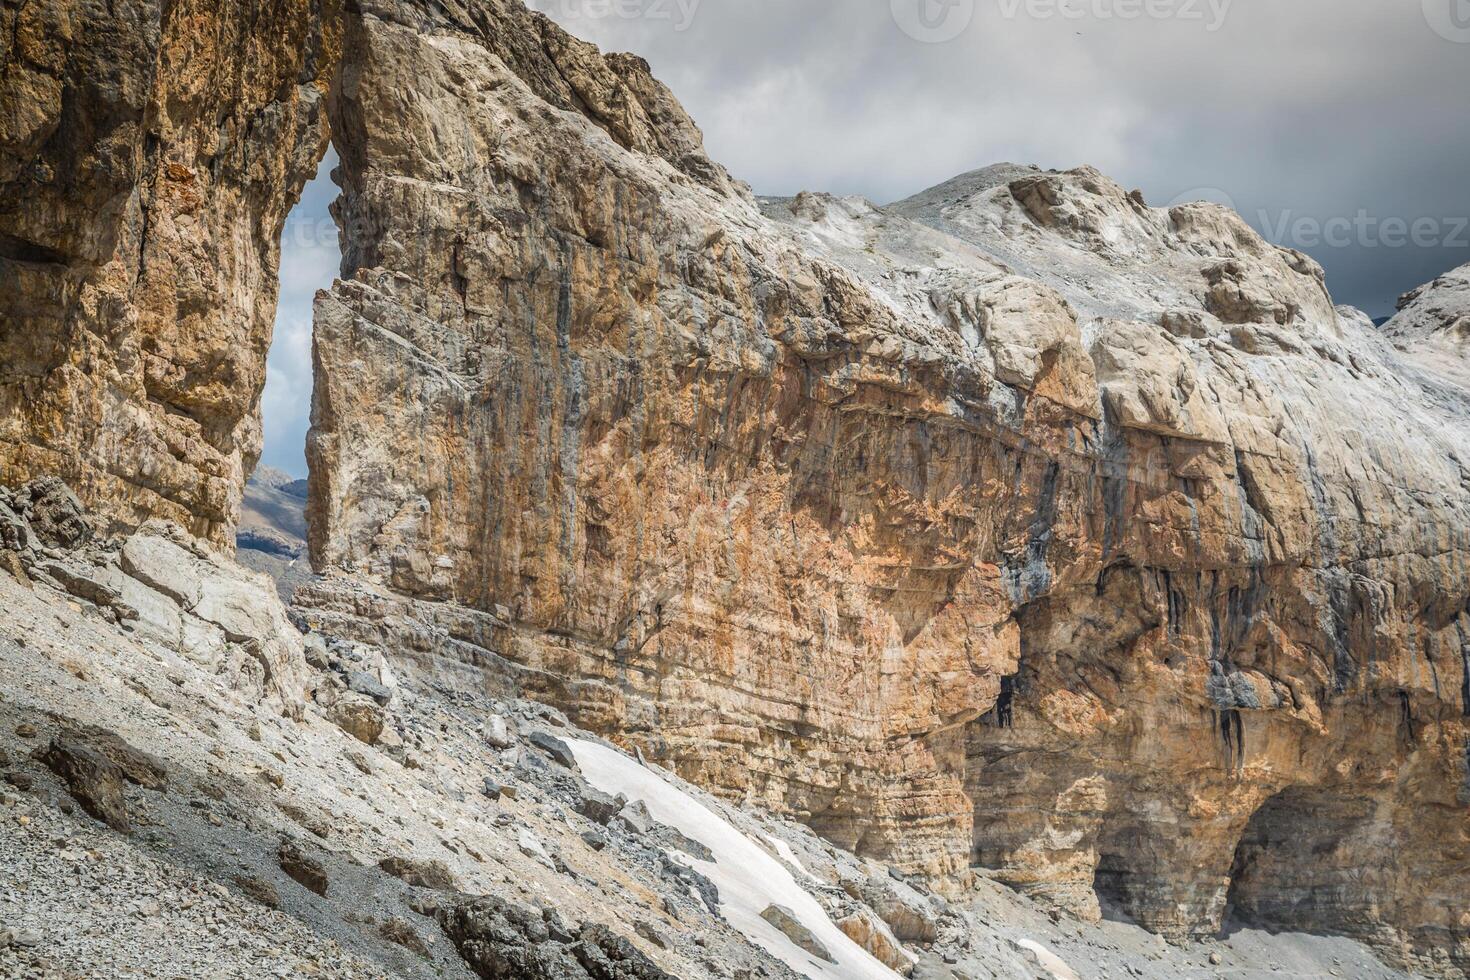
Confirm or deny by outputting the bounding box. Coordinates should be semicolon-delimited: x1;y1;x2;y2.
303;1;1470;973
309;0;1017;880
0;0;341;546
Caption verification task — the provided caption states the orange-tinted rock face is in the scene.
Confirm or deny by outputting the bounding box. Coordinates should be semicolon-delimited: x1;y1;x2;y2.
308;0;1020;880
302;2;1470;974
0;0;340;545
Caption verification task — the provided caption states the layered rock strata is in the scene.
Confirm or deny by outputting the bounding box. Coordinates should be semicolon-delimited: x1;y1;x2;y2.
0;0;340;545
301;1;1470;974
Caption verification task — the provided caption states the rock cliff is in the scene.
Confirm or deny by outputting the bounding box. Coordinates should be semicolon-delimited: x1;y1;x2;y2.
300;1;1470;974
0;0;340;545
3;0;1469;975
0;489;1427;979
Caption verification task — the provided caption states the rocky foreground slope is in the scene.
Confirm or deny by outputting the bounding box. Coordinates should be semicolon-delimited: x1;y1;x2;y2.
3;0;1470;976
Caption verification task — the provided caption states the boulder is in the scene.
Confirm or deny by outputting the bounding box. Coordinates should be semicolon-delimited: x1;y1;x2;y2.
346;670;393;706
40;738;129;832
760;904;834;963
379;856;459;891
517;828;556;871
613;800;654;836
233;875;281;909
278;841;330;896
328;694;385;746
483;714;514;749
837;909;916;974
73;727;168;791
575;787;627;825
528;732;578;771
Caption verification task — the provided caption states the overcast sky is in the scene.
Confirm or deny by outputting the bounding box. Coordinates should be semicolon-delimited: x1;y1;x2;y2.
262;0;1470;475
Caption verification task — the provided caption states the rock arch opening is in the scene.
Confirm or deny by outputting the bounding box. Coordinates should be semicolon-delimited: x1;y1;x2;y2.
239;147;342;595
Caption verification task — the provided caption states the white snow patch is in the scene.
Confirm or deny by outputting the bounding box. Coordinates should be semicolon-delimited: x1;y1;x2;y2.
764;834;820;883
567;738;903;980
1015;938;1081;980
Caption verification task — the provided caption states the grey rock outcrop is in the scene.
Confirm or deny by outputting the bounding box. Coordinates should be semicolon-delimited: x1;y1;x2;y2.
40;737;130;832
438;895;677;980
762;904;835;963
1384;261;1470;390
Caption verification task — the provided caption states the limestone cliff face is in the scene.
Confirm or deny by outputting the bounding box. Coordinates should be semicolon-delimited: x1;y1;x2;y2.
303;1;1470;974
0;0;340;545
4;0;1469;973
309;0;1008;883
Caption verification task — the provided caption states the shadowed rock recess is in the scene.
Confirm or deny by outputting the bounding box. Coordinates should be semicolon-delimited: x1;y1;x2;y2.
3;0;1469;975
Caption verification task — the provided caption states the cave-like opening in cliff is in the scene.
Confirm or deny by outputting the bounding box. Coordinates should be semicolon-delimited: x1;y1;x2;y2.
1224;786;1377;938
261;147;340;484
243;146;341;576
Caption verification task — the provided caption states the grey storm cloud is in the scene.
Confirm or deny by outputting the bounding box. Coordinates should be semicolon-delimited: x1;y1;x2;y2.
262;0;1470;474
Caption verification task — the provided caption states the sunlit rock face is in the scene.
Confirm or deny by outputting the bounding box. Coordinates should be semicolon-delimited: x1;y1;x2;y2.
303;1;1470;973
308;0;1018;884
0;0;341;546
